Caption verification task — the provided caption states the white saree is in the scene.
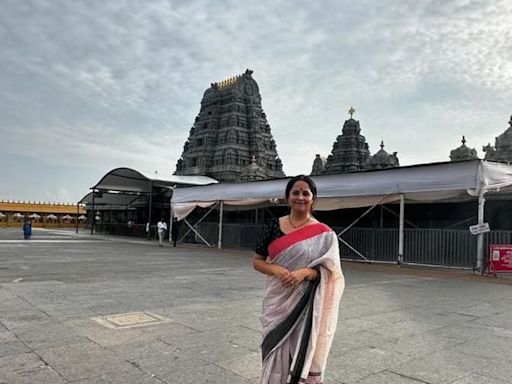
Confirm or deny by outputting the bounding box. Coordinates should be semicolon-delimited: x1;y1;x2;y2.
259;223;344;384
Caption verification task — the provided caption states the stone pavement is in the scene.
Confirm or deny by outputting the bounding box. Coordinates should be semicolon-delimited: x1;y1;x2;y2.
0;227;511;384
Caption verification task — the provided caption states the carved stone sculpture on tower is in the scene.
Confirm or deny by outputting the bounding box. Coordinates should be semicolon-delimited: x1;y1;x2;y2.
365;140;400;170
239;155;267;181
484;115;512;163
174;69;285;182
311;154;326;175
449;136;478;162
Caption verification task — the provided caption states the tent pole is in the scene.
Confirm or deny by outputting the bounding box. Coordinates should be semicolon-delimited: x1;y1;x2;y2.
177;204;218;244
339;194;391;236
218;201;224;249
382;206;419;228
398;194;404;265
476;190;486;272
147;181;153;240
183;219;212;247
75;203;79;234
169;208;173;241
91;190;95;235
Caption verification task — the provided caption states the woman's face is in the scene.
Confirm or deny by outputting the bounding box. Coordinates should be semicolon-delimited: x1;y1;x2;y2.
288;180;315;214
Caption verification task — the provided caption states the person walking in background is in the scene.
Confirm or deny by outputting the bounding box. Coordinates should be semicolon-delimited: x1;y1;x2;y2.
157;218;167;247
23;220;32;240
253;175;345;384
171;218;180;247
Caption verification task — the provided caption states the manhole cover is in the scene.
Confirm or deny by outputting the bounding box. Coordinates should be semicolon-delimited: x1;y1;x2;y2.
92;312;171;329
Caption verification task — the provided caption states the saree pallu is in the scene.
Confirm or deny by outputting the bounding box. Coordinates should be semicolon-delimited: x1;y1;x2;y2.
260;223;344;384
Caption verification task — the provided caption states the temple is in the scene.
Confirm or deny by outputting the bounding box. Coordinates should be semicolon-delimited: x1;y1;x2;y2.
449;136;478;161
312;107;399;174
483;115;512;162
174;69;285;182
365;140;400;169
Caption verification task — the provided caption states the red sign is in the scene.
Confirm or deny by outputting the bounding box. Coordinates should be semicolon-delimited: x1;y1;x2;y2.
489;245;512;273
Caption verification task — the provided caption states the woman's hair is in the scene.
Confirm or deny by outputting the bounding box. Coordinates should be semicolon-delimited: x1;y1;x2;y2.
285;174;317;200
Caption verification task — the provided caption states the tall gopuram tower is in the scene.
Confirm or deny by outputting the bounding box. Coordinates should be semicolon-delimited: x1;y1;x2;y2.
449;136;478;161
322;107;370;174
174;69;285;182
483;115;512;162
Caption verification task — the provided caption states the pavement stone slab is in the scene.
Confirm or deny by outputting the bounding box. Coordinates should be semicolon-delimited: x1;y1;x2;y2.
36;341;127;381
0;352;67;384
354;370;430;383
448;372;510;384
68;366;163;384
328;346;411;383
0;340;32;357
215;351;261;380
391;350;484;384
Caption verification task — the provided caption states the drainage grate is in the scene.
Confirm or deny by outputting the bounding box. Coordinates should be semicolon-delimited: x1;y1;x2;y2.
91;312;171;329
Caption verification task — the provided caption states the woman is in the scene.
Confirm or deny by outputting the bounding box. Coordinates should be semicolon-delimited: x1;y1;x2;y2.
23;220;32;240
253;175;344;384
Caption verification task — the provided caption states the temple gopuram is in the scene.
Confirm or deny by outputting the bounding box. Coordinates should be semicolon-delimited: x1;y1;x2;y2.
365;140;400;170
312;107;399;175
483;115;512;162
174;69;285;182
449;136;478;161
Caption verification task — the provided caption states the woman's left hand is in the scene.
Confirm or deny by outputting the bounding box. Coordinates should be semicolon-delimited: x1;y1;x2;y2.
281;268;309;288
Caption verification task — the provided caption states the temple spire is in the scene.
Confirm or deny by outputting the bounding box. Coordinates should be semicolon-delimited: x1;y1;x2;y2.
348;106;355;119
174;70;285;182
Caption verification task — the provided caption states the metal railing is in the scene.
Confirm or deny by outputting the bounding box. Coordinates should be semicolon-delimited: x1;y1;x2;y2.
188;222;512;269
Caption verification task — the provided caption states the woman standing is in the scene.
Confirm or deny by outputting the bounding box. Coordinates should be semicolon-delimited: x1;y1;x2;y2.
253;175;344;384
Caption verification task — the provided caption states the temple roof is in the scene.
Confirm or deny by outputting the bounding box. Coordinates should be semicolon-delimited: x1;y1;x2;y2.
211;68;254;90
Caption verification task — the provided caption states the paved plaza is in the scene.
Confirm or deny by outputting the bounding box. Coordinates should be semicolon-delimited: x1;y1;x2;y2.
0;227;511;384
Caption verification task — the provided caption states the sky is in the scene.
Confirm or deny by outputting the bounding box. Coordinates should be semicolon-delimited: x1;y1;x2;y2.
1;0;511;203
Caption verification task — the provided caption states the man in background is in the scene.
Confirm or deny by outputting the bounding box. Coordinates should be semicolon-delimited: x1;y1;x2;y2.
157;218;167;247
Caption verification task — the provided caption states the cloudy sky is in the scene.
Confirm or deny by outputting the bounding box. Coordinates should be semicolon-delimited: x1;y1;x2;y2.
1;0;511;203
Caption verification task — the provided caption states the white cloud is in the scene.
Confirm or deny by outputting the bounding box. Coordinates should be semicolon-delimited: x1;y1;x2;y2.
1;0;512;200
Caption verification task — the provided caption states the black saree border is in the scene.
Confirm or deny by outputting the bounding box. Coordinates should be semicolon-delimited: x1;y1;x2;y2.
261;278;316;362
288;270;320;384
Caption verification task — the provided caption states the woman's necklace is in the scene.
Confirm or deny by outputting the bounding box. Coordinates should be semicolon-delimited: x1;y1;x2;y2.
288;214;312;229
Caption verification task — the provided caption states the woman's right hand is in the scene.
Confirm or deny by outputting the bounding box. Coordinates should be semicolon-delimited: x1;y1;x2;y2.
272;265;291;283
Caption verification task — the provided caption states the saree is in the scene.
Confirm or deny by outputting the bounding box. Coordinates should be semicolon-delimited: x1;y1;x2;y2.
260;223;344;384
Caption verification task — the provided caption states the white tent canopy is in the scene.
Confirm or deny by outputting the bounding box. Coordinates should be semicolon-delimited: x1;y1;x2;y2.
171;160;512;220
91;167;218;194
171;160;512;270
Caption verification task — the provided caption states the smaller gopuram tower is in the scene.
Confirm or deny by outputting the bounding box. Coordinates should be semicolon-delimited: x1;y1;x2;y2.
322;107;370;174
449;136;478;161
365;140;400;169
311;154;327;176
174;69;285;182
483;115;512;162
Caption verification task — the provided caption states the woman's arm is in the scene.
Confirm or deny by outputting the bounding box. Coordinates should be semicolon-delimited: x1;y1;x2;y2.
253;254;291;280
253;254;318;286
